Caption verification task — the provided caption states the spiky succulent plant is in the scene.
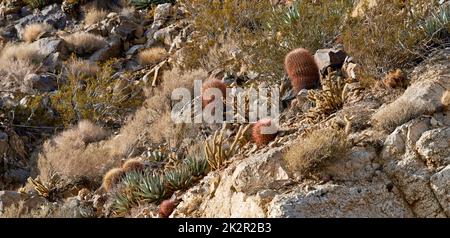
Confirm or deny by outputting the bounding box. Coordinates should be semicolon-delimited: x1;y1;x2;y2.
148;150;167;162
183;156;209;178
135;173;166;203
111;191;134;216
164;166;193;191
129;0;175;10
421;4;450;39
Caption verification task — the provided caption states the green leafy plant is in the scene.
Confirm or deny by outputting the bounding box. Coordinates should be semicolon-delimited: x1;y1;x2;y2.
164;166;193;191
421;4;450;43
183;156;209;178
343;0;440;77
135;173;166;203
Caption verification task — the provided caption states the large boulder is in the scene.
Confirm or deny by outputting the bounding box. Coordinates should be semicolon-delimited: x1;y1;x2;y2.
268;183;413;218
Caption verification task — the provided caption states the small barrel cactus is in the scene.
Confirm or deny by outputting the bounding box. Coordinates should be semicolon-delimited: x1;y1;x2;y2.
122;159;146;173
252;118;278;146
102;168;125;191
284;48;320;94
159;199;176;218
201;78;227;109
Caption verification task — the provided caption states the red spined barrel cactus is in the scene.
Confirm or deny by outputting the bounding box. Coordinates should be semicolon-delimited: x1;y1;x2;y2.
284;48;320;93
201;78;227;109
122;159;145;173
252;118;278;146
159;199;176;218
102;168;125;191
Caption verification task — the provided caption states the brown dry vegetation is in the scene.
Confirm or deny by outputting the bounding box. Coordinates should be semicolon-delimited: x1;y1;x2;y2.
138;47;167;66
22;23;53;43
0;59;37;92
84;9;108;25
0;43;45;63
37;120;113;183
63;32;107;55
371;98;428;132
65;57;100;78
285;128;348;179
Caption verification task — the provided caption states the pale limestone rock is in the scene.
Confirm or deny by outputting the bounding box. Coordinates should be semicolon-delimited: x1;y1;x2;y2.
430;165;450;217
416;127;450;167
268;183;413;218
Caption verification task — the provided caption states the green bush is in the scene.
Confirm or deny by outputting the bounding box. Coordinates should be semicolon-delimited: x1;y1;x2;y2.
342;0;443;77
180;0;353;79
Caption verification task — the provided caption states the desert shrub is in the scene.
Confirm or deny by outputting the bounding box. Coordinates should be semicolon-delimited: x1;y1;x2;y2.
37;120;115;184
138;47;167;66
180;0;353;78
84;8;108;25
63;32;107;55
106;67;207;158
371;98;428;132
0;59;37;92
65;57;100;78
22;23;53;43
342;0;443;77
51;60;145;126
0;42;45;63
285;128;348;179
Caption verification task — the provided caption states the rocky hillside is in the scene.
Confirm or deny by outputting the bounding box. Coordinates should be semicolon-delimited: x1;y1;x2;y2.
0;0;449;218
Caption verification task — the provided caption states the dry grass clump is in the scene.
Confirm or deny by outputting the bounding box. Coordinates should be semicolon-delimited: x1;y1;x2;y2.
0;59;37;92
377;69;408;89
442;90;450;110
63;32;107;55
65;57;100;78
38;120;115;184
285;128;348;179
106;68;208;158
138;47;167;66
84;9;108;25
371;98;428;132
0;42;44;63
22;23;53;43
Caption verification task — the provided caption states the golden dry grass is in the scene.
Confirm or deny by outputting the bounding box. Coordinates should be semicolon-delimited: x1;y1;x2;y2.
84;9;108;25
63;32;107;55
38;120;114;183
285;128;348;179
65;57;100;78
138;47;167;66
0;59;37;92
22;23;53;43
0;42;44;63
371;98;428;132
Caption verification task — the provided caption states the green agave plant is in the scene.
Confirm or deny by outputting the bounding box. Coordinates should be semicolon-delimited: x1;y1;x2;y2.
111;191;134;216
184;156;209;177
422;4;450;39
129;0;175;10
135;173;166;203
148;150;168;162
164;166;193;191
